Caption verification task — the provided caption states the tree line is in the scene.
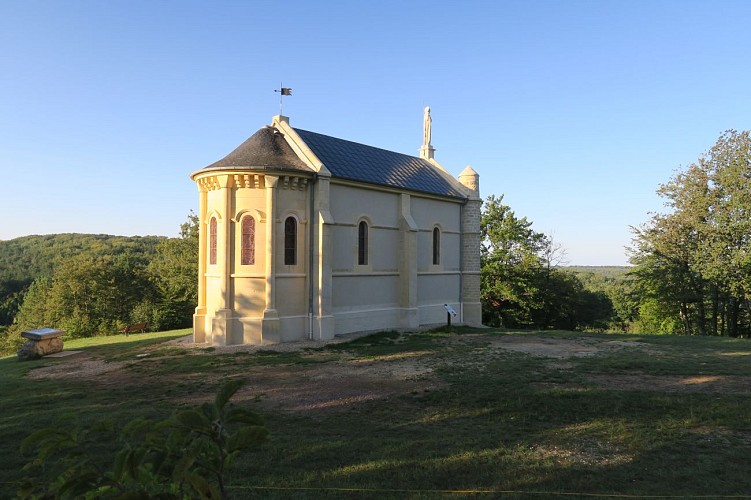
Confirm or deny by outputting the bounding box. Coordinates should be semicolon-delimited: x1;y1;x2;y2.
0;215;198;354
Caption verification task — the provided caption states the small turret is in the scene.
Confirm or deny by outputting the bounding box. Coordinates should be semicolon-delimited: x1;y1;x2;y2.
458;165;480;198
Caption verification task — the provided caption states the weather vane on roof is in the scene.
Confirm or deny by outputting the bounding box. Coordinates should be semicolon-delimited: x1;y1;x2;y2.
274;83;292;116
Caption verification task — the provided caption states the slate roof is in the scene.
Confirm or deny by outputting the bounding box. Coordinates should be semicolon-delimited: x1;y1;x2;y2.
203;126;312;173
294;128;468;199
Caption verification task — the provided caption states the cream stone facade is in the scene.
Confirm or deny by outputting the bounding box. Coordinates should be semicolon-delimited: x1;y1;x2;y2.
191;113;481;345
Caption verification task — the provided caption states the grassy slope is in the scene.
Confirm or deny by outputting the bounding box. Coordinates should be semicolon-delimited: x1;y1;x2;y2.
1;328;750;498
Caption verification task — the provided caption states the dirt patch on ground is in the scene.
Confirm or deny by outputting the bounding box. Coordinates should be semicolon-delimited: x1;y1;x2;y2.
531;438;633;467
26;336;440;414
483;335;653;359
231;353;439;413
25;333;751;411
27;359;128;380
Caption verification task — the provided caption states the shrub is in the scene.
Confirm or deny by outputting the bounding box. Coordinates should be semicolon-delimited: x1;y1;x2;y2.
19;380;268;499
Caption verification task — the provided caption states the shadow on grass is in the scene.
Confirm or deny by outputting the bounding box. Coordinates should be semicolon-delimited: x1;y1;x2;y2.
238;376;751;498
2;327;751;498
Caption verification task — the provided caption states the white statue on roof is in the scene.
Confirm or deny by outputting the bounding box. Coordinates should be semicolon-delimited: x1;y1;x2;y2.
423;106;432;147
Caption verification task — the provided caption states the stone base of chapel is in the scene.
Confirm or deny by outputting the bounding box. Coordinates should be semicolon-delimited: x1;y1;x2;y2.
461;301;483;327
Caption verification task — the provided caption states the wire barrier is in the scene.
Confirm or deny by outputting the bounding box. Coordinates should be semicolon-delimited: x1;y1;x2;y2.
226;485;751;498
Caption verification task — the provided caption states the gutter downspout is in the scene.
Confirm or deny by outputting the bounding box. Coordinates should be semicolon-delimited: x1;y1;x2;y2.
308;174;317;340
459;200;465;324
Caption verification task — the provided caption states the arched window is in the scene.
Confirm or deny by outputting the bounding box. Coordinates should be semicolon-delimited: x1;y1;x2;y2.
284;216;297;265
432;227;441;265
241;216;255;265
209;217;217;265
358;220;368;265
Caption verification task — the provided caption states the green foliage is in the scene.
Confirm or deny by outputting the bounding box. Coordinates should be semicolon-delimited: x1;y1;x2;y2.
481;195;615;330
568;267;639;332
481;195;547;327
18;380;268;499
633;298;681;334
0;280;25;326
9;253;155;340
147;212;199;331
0;234;164;324
631;130;751;336
0;214;199;354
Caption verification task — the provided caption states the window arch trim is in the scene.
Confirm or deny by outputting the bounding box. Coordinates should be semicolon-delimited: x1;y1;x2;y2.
232;208;266;223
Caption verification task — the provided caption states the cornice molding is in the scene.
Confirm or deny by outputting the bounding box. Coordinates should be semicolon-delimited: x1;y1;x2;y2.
195;172;309;192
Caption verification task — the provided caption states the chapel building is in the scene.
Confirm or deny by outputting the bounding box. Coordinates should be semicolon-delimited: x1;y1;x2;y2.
190;110;481;345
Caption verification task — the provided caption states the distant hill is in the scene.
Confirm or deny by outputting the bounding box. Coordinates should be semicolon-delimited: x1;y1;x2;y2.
0;233;165;282
0;233;165;325
564;266;632;278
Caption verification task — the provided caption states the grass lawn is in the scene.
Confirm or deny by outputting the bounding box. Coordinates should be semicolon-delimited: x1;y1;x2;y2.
1;327;750;498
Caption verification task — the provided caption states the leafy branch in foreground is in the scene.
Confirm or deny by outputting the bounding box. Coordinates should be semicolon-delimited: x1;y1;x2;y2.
19;379;268;499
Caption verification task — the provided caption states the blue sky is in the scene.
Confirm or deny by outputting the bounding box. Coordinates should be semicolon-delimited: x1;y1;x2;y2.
2;0;750;265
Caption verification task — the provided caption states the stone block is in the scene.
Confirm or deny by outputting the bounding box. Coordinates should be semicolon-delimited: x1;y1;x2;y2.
18;328;64;361
17;337;64;361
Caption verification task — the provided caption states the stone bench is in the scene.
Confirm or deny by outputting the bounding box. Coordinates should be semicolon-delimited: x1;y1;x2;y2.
17;328;65;361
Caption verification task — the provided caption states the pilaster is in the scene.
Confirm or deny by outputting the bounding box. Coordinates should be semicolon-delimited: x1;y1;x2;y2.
210;309;232;346
193;184;208;343
262;175;280;343
218;174;233;310
213;174;235;343
314;176;335;339
399;194;419;329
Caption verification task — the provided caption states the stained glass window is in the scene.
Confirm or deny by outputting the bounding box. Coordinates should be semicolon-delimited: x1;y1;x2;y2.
241;216;255;265
209;217;217;265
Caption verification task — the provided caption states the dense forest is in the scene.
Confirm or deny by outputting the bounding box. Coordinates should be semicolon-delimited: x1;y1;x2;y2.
0;215;198;354
2;129;749;355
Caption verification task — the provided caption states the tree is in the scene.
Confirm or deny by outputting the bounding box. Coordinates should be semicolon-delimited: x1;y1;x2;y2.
0;218;198;354
481;195;548;327
630;130;751;336
146;212;199;330
0;234;163;328
481;195;618;331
